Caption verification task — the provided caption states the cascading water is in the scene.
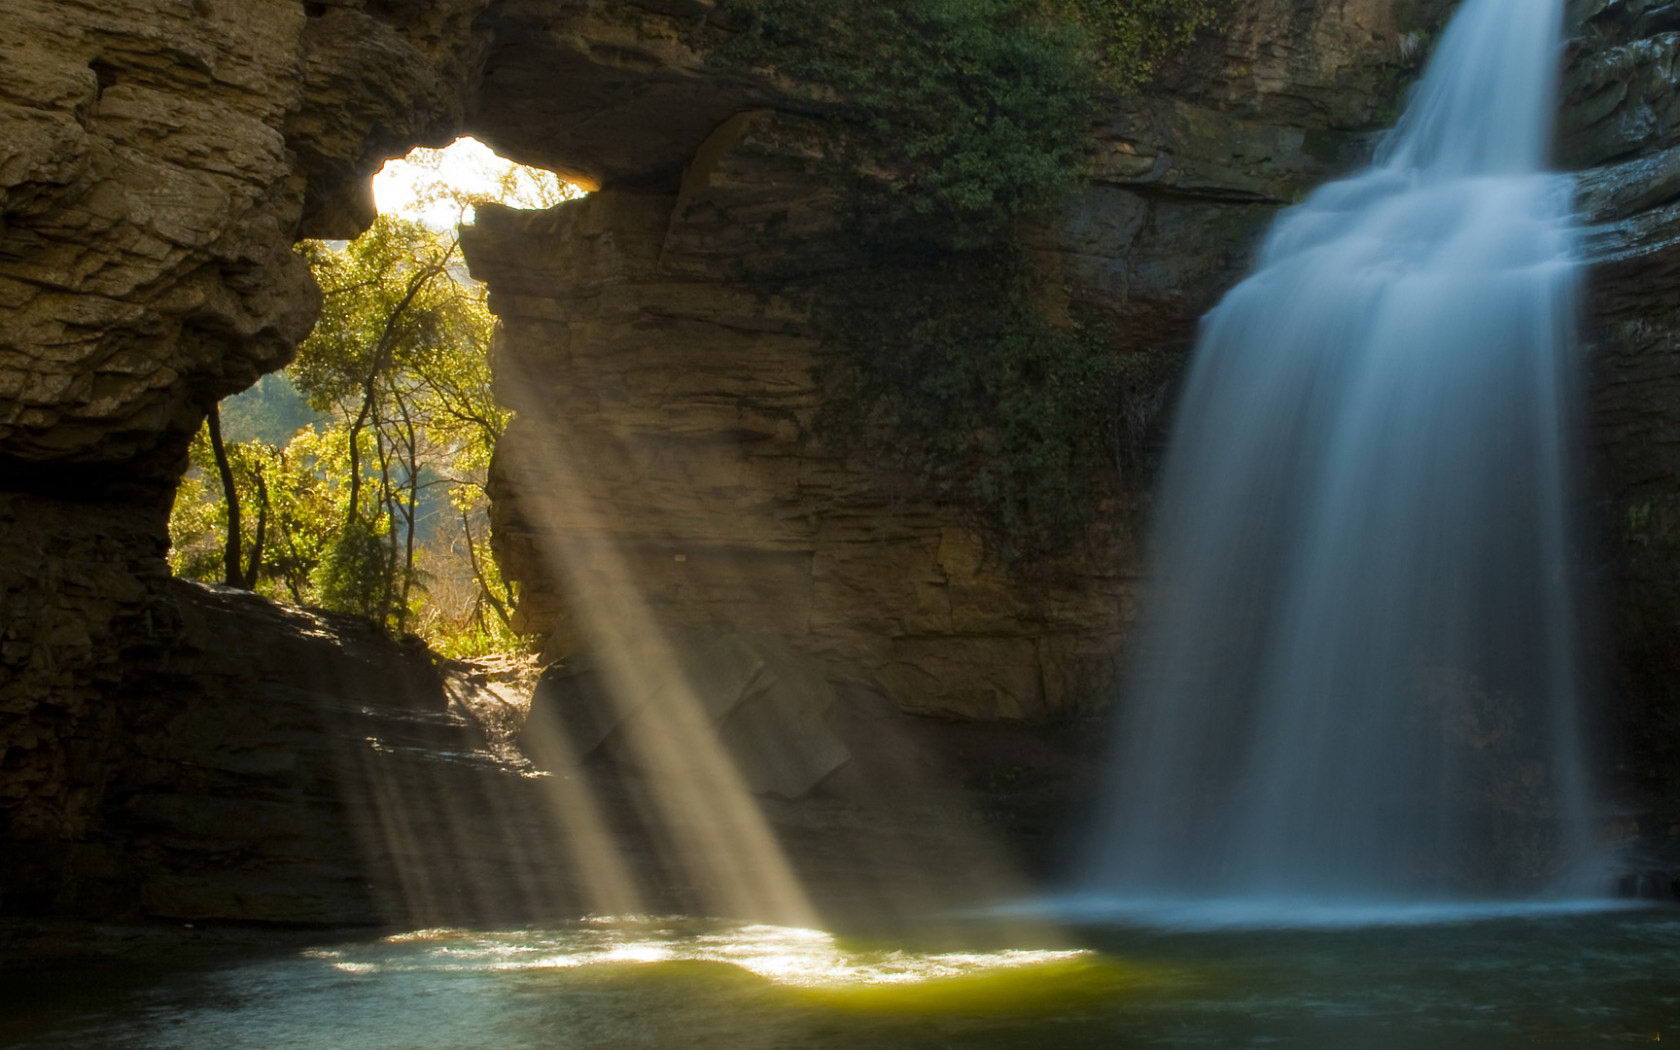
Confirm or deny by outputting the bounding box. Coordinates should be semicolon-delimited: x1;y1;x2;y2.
1083;0;1600;920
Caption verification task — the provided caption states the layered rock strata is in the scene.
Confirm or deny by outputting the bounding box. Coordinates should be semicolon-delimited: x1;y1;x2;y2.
1564;0;1680;828
466;3;1450;720
5;0;1680;920
0;0;1461;916
0;0;478;902
2;580;555;924
0;0;775;911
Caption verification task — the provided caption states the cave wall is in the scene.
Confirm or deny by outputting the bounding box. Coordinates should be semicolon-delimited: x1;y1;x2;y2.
458;0;1680;736
0;0;870;916
4;0;1680;917
464;0;1452;719
1563;0;1680;804
3;0;315;880
0;0;514;905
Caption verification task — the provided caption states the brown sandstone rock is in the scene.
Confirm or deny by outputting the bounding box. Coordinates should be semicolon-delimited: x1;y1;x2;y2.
1564;0;1680;807
2;579;571;924
0;0;768;899
463;8;1443;721
8;0;1679;924
0;0;510;900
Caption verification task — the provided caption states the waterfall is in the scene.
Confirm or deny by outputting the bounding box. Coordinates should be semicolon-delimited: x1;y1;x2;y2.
1084;0;1599;918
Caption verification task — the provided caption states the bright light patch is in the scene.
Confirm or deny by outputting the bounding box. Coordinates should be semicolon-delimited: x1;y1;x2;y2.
314;919;1131;1003
371;137;579;228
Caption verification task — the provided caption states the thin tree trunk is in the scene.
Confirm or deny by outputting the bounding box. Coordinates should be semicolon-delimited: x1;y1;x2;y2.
279;522;307;605
243;466;269;590
394;386;421;632
206;403;244;588
373;413;399;624
344;382;374;532
342;250;451;533
461;507;514;631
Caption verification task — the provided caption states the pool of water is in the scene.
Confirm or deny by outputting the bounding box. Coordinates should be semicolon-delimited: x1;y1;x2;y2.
4;909;1675;1049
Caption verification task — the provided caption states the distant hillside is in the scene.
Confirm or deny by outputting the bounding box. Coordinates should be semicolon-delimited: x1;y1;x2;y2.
221;373;324;445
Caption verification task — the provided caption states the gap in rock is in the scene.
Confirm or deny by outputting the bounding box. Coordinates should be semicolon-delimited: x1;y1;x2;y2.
164;138;580;661
372;136;585;229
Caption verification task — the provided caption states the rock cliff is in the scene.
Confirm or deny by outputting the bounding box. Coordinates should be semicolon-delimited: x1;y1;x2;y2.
464;0;1451;720
1564;0;1680;816
3;0;1679;920
8;580;559;925
0;0;486;907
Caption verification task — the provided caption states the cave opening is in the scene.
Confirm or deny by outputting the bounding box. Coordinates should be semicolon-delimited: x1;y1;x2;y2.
166;128;900;929
165;137;579;661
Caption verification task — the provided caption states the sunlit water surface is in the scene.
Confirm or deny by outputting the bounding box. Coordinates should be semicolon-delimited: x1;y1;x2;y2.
5;912;1677;1049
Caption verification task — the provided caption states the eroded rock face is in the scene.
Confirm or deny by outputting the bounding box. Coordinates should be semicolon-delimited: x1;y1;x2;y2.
522;632;849;799
467;178;1144;719
2;579;562;924
465;7;1448;720
1563;0;1680;816
0;0;766;885
0;0;504;887
0;1;312;469
9;0;1678;919
0;489;170;850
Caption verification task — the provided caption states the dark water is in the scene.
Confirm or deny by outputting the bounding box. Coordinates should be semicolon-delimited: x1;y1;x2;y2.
4;910;1676;1049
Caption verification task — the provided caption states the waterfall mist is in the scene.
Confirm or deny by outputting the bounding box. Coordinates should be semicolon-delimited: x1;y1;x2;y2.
1083;0;1600;917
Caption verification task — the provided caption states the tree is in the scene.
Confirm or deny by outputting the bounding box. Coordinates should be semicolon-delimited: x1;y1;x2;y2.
169;215;524;655
170;138;578;652
205;402;249;588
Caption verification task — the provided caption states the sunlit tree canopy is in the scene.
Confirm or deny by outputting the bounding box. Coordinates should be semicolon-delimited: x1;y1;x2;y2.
168;141;578;656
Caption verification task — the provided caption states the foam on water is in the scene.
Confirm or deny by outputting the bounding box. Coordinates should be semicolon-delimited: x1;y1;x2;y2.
1003;895;1642;933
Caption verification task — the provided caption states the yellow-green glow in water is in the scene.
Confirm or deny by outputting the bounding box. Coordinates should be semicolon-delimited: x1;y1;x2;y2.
297;919;1164;1017
11;912;1678;1048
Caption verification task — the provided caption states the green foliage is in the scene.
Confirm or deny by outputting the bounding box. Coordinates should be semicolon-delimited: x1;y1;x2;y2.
819;249;1171;555
169;216;525;655
311;515;390;619
718;0;1221;240
291;218;493;414
167;446;225;584
169;429;286;586
411;512;526;660
716;0;1215;553
1049;0;1221;90
720;0;1095;249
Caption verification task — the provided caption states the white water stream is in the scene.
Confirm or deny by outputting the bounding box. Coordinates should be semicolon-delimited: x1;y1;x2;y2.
1084;0;1598;920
